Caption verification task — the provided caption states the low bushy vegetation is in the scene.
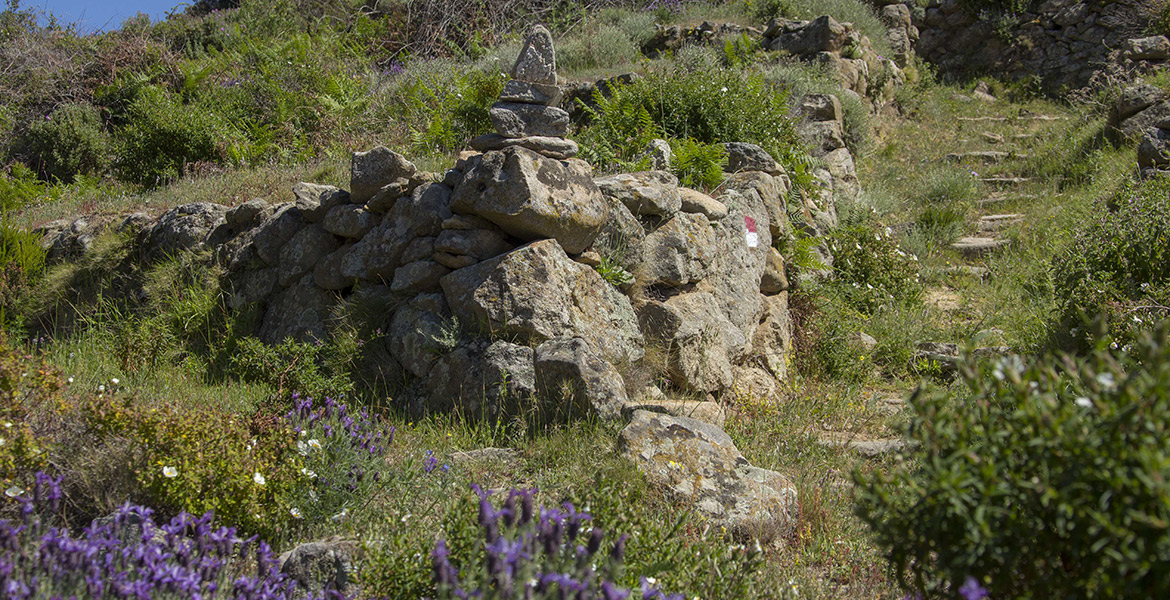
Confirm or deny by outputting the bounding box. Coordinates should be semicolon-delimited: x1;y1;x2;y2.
1052;174;1170;351
857;328;1170;598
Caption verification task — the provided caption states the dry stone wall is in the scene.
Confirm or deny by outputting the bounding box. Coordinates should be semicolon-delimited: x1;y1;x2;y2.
913;0;1162;91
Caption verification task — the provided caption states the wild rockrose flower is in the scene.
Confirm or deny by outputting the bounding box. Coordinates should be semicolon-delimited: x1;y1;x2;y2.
162;466;178;478
253;471;266;486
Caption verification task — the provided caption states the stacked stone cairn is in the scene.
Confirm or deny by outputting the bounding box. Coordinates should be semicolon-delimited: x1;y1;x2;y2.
470;25;578;161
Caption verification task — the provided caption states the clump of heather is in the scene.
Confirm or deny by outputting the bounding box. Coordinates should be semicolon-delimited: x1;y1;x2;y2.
285;395;393;525
431;486;684;600
0;472;346;599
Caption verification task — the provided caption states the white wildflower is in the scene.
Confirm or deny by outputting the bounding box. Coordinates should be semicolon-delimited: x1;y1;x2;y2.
5;485;23;498
253;471;266;486
1096;372;1116;390
1075;397;1092;408
163;466;178;478
290;507;303;519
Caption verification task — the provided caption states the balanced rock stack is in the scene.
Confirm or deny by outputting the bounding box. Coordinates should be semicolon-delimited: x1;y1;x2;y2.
470;25;578;160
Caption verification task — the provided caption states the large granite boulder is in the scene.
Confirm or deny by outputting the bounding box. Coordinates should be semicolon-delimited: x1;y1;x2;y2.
143;203;229;260
441;239;644;366
534;337;629;421
350;146;417;204
637;292;746;393
638;212;716;287
594;171;682;218
451;147;607;254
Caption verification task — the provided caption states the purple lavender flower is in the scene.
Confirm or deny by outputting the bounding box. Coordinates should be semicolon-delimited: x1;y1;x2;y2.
959;577;989;600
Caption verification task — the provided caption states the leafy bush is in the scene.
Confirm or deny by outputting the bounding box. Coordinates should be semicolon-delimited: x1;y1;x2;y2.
0;473;343;599
230;337;355;401
668;137;726;189
576;50;807;178
17;103;109;183
764;61;872;156
1052;175;1170;350
856;328;1170;598
0;339;61;489
113;85;224;187
828;224;921;313
394;63;505;157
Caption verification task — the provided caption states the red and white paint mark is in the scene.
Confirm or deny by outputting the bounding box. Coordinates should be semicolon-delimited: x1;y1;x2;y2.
744;216;759;248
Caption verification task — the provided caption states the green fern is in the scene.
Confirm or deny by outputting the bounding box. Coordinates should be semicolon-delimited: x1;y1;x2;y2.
668;138;727;189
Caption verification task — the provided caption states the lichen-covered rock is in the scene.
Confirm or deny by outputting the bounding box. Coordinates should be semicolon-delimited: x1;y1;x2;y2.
766;15;848;56
1138;127;1170;169
618;410;798;539
489;103;570;138
637;292;745;393
760;247;788;294
277;224;341;287
678;187;728;220
323;204;376;239
389;260;449;294
225;199;269;230
433;227;513;261
341;182;452;281
253;204;304;266
293;183;349;223
451;147;607;254
722;142;783;175
470;134;578;159
500;79;563;105
386;294;452;379
591;199;645;274
621;398;726;428
511;24;558;85
535;337;628;421
594;171;682;218
259;275;334;344
351;146;417;204
441;239;644;366
278;539;359;597
638;212;716;287
143;203;229;260
752;292;791;382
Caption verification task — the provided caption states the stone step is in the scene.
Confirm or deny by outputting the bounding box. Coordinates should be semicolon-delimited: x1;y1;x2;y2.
957;115;1068;122
976;213;1024;232
816;431;909;458
946;150;1011;163
952;236;1010;256
980;177;1034;187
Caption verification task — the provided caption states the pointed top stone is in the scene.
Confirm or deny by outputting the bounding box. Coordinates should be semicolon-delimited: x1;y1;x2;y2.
511;24;557;86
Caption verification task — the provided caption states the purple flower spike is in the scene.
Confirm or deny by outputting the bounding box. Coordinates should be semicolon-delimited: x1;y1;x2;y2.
959;577;989;600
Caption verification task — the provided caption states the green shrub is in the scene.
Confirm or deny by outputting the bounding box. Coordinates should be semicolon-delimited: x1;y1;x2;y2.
828;224;921;314
394;64;504;157
557;25;641;74
856;328;1170;598
230;337;355;401
113;85;225;187
1052;175;1170;350
910;203;966;254
668;137;727;189
576;50;808;178
18;103;109;183
764;61;872;156
1154;0;1170;36
0;225;46;327
0;164;49;214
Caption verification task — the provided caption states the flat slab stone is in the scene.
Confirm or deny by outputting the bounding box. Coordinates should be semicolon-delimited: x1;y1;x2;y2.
500;79;563;106
817;431;909;458
977;213;1023;232
470;133;578;159
490;102;570;138
945;151;1010;163
952;236;1010;256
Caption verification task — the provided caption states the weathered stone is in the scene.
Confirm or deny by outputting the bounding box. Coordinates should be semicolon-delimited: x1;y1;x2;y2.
259;275;333;344
490;103;570;138
434;228;512;260
387;297;451;378
511;24;557;85
1114;84;1165;123
118;213;154;235
1139;127;1170;169
278;224;341;287
278;540;359;597
591;198;645;274
678;187;728;219
698;186;773;343
638;212;716;287
481;340;537;410
760;247;788;293
800;93;842;123
351;146;417;204
1113;100;1170;143
500;79;563;105
433;252;479;270
638;292;745;393
227;266;280;309
535;337;629;420
470;134;578;159
348;182;452;281
1127;36;1170;60
253;204;305;266
400;237;436;265
225;199;269;230
644;139;673;170
619;410;797;539
322;204;376;239
847;330;878;352
621;398;726;428
390;260;449;294
143;203;230;260
800;120;847;156
441;239;644;366
752;292;791;382
594;171;682;218
952;236;1010;256
442;214;497;231
732;365;777;400
293;183;350;223
722;142;783;175
724;171;787;238
313;243;361;290
768;15;848;56
451;147;607;254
